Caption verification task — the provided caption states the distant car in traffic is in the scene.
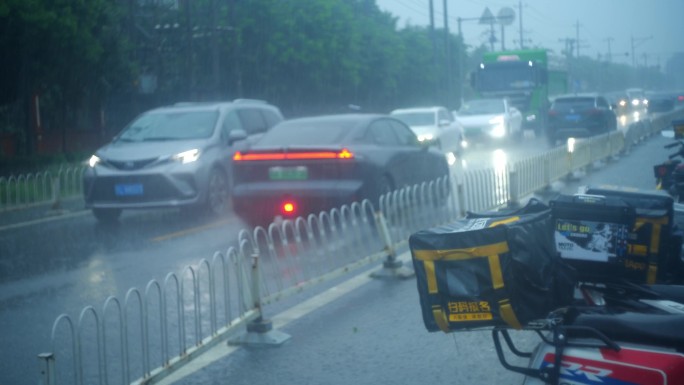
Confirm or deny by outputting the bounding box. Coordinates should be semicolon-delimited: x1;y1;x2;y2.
453;98;523;143
389;106;465;154
547;93;617;145
82;99;284;222
605;91;631;116
646;91;676;114
231;114;450;226
626;87;648;116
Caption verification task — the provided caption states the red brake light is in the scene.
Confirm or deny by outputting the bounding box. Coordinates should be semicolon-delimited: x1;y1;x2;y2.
281;201;296;215
233;148;354;161
678;95;684;101
548;109;558;116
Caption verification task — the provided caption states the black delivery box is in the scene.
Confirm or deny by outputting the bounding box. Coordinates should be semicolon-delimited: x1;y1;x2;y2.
550;194;636;283
584;185;681;284
409;210;575;333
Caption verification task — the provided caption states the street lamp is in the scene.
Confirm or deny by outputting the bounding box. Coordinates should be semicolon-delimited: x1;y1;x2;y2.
631;35;653;67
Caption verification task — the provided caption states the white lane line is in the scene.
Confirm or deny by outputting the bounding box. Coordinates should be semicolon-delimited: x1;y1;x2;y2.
158;252;412;384
0;210;90;232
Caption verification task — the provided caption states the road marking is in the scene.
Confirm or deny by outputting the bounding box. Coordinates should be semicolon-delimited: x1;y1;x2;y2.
157;251;412;384
0;210;89;232
150;218;233;242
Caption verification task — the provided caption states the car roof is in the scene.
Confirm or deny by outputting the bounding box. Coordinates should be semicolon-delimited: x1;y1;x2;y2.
147;99;279;113
554;92;602;100
390;106;444;114
285;113;386;123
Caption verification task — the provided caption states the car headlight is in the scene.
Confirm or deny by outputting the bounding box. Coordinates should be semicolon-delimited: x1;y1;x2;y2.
173;149;200;164
488;116;506;138
417;133;434;142
88;155;101;168
526;114;536;122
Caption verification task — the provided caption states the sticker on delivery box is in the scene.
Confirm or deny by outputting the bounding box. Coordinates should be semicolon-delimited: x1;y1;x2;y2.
554;219;628;262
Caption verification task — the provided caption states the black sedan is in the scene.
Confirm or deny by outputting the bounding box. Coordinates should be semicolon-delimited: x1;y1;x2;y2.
231;114;450;226
547;93;617;145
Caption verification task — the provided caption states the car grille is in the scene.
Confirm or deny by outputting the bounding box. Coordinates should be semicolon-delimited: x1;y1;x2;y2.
106;157;160;171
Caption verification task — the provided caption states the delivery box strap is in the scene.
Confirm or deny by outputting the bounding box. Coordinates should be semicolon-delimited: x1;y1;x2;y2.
499;299;523;330
422;254;506;294
647;262;658;285
635;220;665;254
432;306;451;333
413;242;510;261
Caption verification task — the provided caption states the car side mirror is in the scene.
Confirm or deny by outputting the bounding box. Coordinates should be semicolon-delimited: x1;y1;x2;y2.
227;129;248;145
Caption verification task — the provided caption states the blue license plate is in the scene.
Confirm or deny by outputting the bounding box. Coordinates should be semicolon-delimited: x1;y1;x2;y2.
564;114;581;122
115;183;144;196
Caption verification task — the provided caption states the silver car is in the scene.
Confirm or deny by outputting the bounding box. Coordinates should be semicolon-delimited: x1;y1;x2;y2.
389;106;466;155
83;100;284;222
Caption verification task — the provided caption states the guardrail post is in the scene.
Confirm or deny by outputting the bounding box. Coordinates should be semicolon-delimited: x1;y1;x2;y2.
230;252;290;346
370;211;414;279
456;178;467;218
49;177;63;212
38;352;55;385
507;169;520;209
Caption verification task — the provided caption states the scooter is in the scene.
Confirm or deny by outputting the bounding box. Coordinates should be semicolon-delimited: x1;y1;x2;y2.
654;137;684;202
493;194;684;384
493;282;684;385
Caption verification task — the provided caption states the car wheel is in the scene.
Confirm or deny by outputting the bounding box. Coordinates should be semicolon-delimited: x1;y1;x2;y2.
92;208;122;223
205;168;230;216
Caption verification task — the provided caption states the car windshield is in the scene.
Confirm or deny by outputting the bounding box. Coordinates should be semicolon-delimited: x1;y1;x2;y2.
391;112;435;126
458;100;505;115
256;119;355;146
117;110;218;142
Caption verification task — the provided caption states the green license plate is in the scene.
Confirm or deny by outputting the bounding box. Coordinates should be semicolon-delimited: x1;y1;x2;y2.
268;166;308;180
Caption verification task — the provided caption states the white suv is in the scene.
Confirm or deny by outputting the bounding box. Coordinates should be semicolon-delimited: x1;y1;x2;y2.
83;99;284;222
389;106;465;155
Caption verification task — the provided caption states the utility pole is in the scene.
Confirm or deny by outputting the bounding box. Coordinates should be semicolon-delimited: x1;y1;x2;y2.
604;37;614;62
518;1;524;49
430;0;439;102
575;20;581;58
631;35;653;67
443;0;452;108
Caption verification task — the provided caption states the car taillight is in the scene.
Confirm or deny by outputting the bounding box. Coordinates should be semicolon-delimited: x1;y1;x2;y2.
281;201;296;215
233;148;354;161
548;109;558;116
589;108;602;115
678;95;684;102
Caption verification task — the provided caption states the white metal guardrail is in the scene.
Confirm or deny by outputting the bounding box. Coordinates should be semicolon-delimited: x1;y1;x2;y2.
0;165;85;211
36;108;684;384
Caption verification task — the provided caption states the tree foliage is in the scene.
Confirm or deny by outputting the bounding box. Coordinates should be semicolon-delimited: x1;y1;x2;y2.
0;0;662;156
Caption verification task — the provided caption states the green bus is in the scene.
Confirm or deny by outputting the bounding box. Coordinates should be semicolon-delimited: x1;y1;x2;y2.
471;49;568;136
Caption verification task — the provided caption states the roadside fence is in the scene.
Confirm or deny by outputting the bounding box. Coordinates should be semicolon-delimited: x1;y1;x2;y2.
37;108;684;385
0;165;85;211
